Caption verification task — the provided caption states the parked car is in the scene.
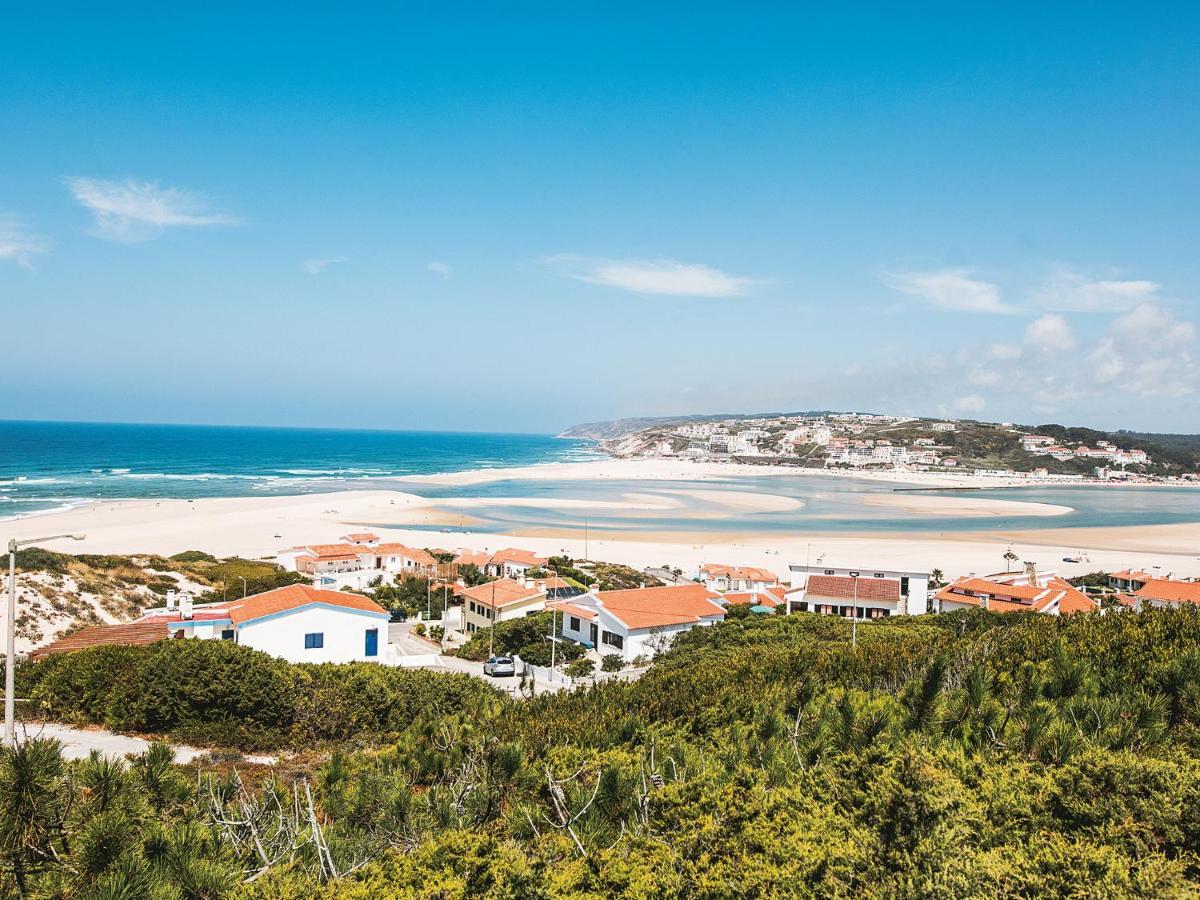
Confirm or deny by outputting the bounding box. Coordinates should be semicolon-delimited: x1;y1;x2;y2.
483;655;516;677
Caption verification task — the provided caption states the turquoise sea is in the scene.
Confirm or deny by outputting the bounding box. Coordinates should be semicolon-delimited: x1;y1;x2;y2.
2;420;1197;536
0;420;601;517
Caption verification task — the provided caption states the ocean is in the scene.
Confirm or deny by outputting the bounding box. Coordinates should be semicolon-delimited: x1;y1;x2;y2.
2;419;1197;535
0;420;601;517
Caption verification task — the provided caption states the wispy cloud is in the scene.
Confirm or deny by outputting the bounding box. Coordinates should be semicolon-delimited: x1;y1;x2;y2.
0;215;48;268
1032;265;1161;312
64;177;238;242
541;254;758;298
883;267;1012;314
303;256;347;275
427;260;453;279
1024;313;1076;352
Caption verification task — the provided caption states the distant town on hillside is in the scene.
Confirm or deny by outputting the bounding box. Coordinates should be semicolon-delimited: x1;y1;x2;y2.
562;412;1200;481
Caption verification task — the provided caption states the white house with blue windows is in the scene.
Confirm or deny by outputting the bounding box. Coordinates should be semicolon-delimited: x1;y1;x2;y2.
141;584;390;664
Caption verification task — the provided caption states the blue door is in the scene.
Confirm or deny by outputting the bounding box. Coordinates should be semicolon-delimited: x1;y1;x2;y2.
365;628;379;657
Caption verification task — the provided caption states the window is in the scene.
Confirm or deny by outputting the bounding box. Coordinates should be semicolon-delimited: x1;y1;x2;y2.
220;629;235;641
570;616;580;632
304;633;324;649
824;569;835;575
601;631;624;650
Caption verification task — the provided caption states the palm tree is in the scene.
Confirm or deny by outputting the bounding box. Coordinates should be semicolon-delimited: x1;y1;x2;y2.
1003;548;1019;573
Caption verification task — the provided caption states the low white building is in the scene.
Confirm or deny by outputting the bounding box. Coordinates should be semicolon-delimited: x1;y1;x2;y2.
137;584;391;663
699;563;780;593
484;548;547;580
785;563;930;617
553;583;725;661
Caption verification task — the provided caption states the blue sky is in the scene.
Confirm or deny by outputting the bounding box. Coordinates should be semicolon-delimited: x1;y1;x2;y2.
2;3;1198;433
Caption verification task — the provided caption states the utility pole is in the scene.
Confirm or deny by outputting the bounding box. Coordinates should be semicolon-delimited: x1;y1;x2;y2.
850;571;859;649
488;578;495;659
583;518;588;561
7;534;86;747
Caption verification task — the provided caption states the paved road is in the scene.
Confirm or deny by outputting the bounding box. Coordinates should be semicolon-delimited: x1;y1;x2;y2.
17;723;276;765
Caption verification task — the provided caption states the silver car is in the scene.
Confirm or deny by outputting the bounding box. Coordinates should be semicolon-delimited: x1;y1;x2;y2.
483;655;516;677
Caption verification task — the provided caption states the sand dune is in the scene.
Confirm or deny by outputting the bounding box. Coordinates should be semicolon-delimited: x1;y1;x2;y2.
861;493;1072;518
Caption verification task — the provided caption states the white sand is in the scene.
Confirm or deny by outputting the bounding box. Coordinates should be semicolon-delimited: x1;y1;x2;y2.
3;485;1198;582
861;493;1072;518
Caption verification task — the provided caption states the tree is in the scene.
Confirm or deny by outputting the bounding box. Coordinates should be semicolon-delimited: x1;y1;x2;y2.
929;569;946;589
1003;548;1019;573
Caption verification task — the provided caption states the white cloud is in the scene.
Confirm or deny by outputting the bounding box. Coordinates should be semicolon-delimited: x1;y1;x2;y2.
0;215;48;267
541;254;757;297
952;394;987;414
1110;302;1196;347
303;256;347;275
65;176;238;242
1024;313;1076;352
427;260;453;279
883;268;1011;314
1033;265;1161;312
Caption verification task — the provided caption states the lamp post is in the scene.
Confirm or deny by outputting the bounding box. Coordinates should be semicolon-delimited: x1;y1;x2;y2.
848;571;860;650
7;534;86;747
237;576;248;599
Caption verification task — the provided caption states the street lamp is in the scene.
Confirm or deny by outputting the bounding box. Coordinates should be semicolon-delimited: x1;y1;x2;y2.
848;571;860;650
7;534;86;747
237;576;248;599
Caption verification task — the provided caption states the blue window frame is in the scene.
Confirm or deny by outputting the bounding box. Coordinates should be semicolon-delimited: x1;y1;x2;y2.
304;632;324;649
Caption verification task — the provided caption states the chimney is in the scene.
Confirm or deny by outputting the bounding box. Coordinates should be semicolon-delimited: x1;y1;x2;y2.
1023;561;1038;585
166;590;177;611
981;593;991;611
179;592;194;620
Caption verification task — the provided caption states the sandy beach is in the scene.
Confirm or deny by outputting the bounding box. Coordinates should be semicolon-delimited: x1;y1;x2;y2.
4;454;1199;581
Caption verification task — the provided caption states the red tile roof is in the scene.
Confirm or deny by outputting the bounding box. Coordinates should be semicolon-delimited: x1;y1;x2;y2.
453;550;491;567
374;543;436;565
935;576;1097;615
805;575;900;602
344;532;380;542
700;563;779;583
31;621;167;660
219;584;387;625
490;548;546;566
548;600;596;620
596;584;725;630
723;590;783;608
1132;579;1200;605
460;578;546;609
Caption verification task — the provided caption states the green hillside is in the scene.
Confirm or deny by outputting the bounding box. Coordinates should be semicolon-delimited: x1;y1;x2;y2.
7;606;1200;896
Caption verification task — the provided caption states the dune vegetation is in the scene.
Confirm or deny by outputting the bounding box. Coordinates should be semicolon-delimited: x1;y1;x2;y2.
4;607;1200;897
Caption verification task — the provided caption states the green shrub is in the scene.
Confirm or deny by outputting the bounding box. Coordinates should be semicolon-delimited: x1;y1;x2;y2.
169;550;218;563
601;654;623;673
564;658;595;679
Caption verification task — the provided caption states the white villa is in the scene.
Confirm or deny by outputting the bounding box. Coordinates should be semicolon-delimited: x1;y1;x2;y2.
32;584;393;664
459;578;547;634
276;540;436;580
553;583;725;661
699;563;780;593
785;563;930;617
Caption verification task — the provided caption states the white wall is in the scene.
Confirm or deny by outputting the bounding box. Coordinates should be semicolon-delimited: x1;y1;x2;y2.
237;605;389;664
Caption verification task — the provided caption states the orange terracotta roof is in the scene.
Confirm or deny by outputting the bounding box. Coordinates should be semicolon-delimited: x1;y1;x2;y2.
374;543;436;565
31;621;167;660
1133;579;1200;605
220;584;388;625
596;583;725;630
1109;569;1152;582
936;576;1097;615
805;575;900;602
344;532;380;541
453;550;491;567
460;578;546;609
302;543;368;560
700;563;779;583
534;575;573;590
490;548;546;566
548;600;596;620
